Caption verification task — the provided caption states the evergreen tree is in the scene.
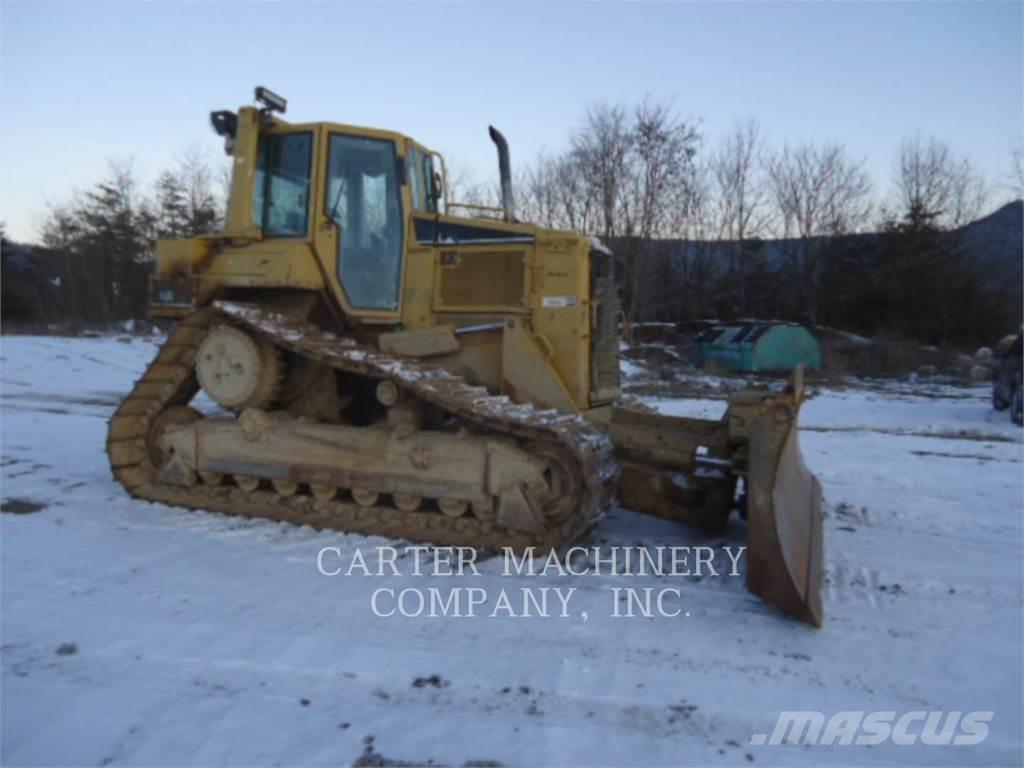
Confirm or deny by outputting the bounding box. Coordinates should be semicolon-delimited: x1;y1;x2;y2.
155;171;190;238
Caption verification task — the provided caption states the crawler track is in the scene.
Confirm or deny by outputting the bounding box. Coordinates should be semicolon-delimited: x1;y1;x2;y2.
106;302;618;551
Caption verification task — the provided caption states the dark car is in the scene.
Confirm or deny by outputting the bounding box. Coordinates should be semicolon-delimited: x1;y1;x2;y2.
992;334;1023;426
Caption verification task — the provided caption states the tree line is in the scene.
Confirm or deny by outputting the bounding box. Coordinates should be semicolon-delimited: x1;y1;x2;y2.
2;149;224;325
3;102;1022;344
454;103;1021;344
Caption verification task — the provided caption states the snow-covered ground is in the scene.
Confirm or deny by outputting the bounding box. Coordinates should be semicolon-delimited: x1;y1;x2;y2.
2;335;1022;767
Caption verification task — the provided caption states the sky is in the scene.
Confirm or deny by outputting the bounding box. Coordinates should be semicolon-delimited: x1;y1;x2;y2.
1;1;1022;243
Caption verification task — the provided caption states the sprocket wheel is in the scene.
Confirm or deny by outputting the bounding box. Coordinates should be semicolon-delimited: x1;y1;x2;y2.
528;442;583;523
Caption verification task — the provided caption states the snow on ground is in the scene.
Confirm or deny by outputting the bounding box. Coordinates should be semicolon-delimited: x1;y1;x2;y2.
2;335;1022;767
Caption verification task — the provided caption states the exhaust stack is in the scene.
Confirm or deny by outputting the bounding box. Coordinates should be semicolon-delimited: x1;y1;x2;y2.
488;125;515;223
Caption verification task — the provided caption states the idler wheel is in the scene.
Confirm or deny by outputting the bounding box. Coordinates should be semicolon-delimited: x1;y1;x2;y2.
146;406;201;467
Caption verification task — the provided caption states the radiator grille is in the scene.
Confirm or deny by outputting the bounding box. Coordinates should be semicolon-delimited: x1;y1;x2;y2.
591;273;621;396
438;250;526;309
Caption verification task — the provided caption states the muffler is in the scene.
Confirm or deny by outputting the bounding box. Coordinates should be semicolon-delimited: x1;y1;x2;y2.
488;125;516;223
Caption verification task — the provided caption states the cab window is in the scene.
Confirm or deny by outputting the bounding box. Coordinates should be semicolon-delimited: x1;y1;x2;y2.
421;151;437;213
406;144;437;213
408;145;424;211
252;133;313;237
325;133;404;311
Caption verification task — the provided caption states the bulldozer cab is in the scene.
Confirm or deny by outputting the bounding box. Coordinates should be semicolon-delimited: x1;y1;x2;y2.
161;89;545;328
216;100;421;322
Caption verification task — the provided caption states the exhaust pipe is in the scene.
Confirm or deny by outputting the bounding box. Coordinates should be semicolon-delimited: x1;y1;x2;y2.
488;125;515;223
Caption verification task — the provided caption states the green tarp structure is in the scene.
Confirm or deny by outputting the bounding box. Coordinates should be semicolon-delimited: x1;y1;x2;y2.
694;323;821;373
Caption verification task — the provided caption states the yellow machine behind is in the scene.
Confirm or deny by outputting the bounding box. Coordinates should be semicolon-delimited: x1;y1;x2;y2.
109;87;824;626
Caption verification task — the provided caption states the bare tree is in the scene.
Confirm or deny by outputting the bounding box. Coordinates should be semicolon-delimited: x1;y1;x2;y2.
570;103;632;241
892;135;987;229
709;118;770;315
176;144;223;233
552;154;598;233
440;156;495;213
616;100;700;320
513;100;698;320
711;119;770;241
517;152;561;228
626;100;700;237
766;142;872;321
668;160;720;319
1007;143;1024;201
516;150;601;234
155;146;223;238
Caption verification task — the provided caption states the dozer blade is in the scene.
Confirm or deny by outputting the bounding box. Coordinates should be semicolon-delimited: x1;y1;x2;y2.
605;366;825;627
736;374;824;627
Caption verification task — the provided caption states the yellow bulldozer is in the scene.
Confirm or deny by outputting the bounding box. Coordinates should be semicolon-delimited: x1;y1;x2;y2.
107;87;824;626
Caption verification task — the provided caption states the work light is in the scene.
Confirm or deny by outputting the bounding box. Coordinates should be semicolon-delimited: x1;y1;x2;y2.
255;86;287;114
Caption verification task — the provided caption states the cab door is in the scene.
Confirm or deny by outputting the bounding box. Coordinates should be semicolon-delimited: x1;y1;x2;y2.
323;132;405;314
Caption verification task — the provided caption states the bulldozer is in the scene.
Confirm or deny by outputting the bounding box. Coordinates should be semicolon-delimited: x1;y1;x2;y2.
107;87;823;626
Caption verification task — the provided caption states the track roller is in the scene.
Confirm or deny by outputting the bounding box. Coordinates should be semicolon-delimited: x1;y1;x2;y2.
439;498;469;518
234;474;260;491
310;483;337;501
272;479;299;496
393;493;422;511
352;488;379;507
